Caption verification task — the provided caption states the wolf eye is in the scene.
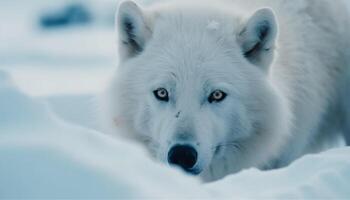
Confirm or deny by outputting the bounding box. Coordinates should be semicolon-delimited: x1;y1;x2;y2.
153;88;169;102
208;90;227;103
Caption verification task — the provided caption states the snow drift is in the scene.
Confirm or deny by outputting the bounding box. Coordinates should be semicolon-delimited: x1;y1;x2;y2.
1;70;350;198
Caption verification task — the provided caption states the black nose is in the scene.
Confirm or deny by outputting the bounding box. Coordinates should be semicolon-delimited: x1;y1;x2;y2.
168;145;198;172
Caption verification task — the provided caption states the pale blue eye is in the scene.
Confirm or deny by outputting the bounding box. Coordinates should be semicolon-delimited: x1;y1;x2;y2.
208;90;226;103
153;88;169;102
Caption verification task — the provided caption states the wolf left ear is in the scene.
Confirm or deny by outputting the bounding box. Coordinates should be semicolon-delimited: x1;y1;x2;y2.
237;8;278;71
116;0;152;61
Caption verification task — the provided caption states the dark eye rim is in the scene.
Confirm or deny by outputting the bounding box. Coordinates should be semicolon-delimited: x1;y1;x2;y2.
153;88;169;102
208;90;227;103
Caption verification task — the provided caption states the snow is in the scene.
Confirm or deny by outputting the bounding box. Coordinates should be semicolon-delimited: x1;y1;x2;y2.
207;149;350;198
1;0;350;198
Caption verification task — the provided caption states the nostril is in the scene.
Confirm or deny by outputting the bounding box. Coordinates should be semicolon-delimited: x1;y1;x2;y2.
167;145;198;172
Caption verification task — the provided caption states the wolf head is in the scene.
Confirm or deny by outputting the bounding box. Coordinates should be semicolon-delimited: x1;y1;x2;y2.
104;0;291;181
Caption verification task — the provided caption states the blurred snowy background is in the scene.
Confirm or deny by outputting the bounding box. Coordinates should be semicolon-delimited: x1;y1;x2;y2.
1;0;350;198
0;0;120;97
0;0;128;129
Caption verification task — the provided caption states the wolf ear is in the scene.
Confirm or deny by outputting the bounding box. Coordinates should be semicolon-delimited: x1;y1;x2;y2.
116;0;152;61
237;8;278;71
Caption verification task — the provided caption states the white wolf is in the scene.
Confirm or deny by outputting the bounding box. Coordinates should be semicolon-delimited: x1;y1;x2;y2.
99;0;350;181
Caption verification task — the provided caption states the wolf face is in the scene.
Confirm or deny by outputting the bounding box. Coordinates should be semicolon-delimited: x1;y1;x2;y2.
106;0;291;181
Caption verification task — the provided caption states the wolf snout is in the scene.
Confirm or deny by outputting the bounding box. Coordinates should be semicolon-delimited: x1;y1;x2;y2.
167;145;198;174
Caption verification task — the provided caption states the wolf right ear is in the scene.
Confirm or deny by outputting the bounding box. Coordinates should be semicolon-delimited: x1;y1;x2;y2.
116;0;152;61
237;8;278;72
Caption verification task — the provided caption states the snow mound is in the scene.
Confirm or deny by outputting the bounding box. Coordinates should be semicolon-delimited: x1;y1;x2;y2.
207;148;350;198
1;69;350;198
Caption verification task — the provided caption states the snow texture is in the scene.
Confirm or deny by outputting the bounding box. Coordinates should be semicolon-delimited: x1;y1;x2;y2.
1;0;350;198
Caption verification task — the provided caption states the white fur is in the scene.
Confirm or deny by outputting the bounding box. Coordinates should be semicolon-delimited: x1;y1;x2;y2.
99;0;350;182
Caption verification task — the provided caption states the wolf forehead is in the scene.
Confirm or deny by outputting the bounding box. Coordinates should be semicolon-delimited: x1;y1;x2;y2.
117;0;277;86
118;2;246;61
